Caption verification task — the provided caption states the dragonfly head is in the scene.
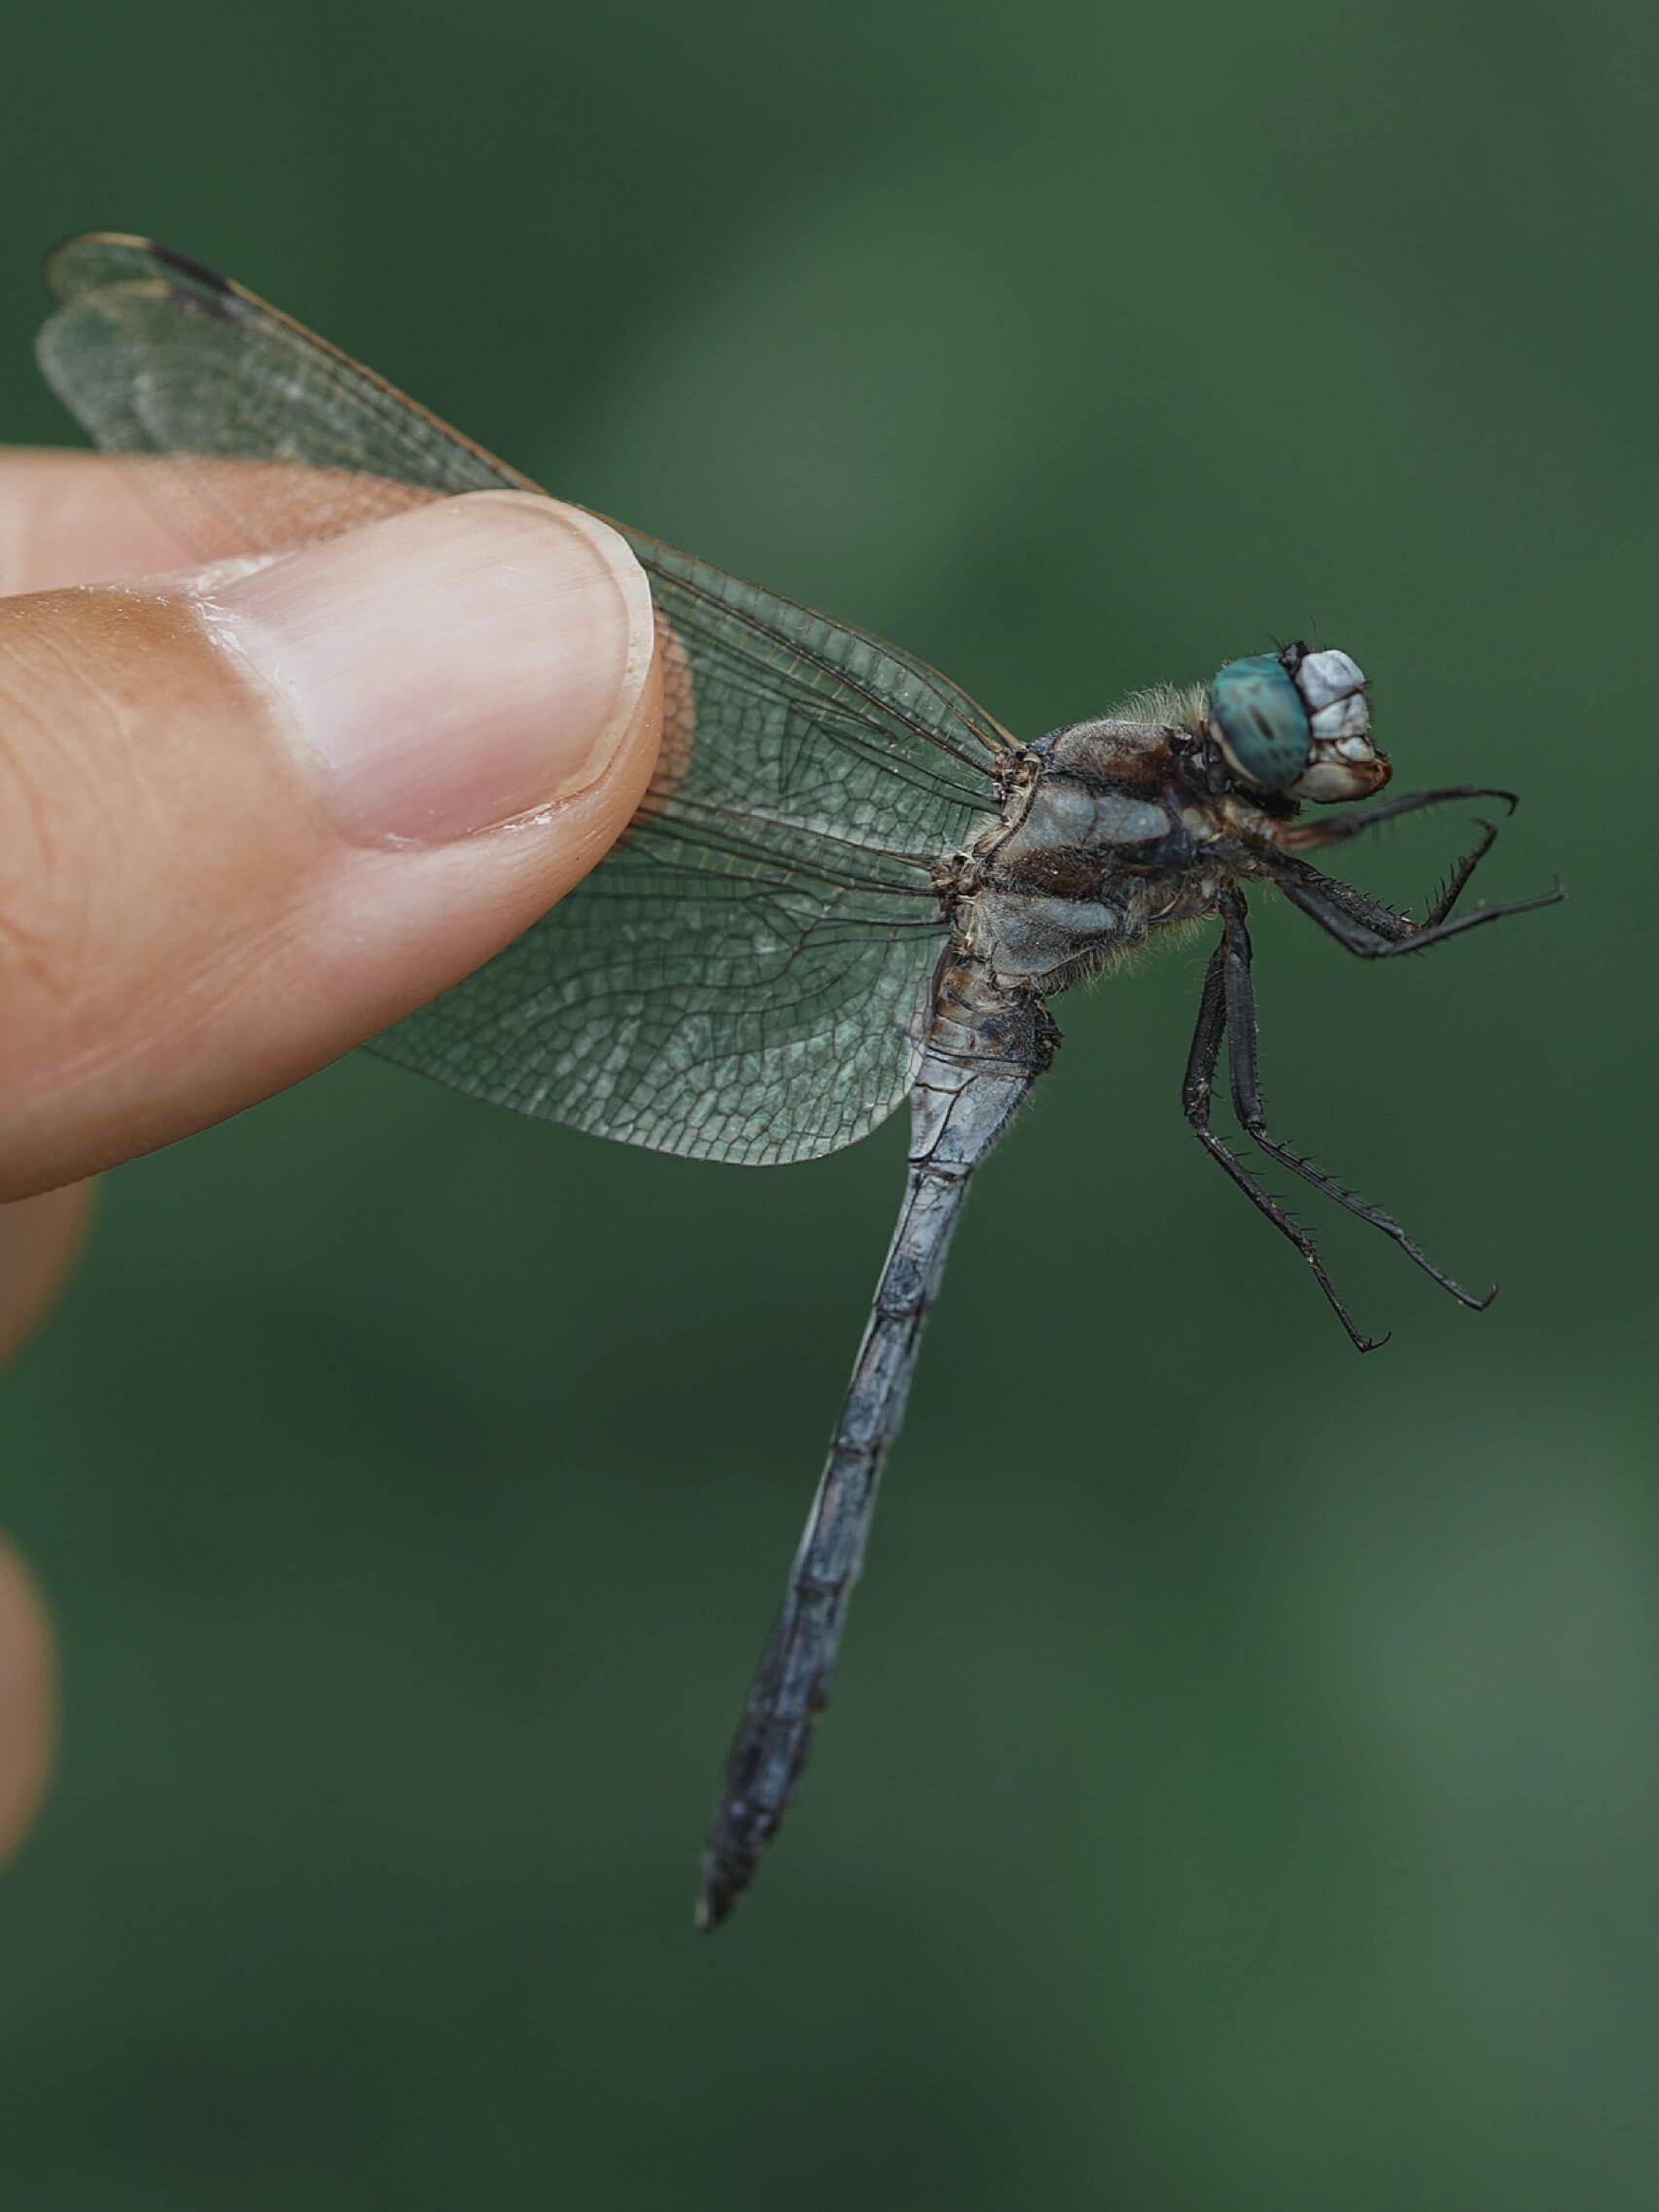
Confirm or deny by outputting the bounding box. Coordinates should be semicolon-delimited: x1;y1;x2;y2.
1207;646;1391;804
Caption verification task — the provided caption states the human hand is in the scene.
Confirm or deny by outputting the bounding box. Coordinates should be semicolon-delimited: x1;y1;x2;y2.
0;449;664;1862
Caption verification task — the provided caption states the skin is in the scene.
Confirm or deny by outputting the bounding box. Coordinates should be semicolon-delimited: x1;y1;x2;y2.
0;448;665;1866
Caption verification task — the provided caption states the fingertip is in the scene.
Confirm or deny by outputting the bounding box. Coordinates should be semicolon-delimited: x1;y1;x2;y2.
0;491;664;1191
0;449;195;595
0;1184;93;1358
0;1540;55;1870
203;491;660;845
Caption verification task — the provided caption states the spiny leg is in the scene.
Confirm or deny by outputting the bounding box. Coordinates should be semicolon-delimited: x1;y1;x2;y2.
1288;866;1421;941
1421;818;1500;928
1270;792;1515;942
1217;894;1495;1311
1304;814;1503;936
1279;784;1519;855
1270;858;1563;959
1182;928;1383;1353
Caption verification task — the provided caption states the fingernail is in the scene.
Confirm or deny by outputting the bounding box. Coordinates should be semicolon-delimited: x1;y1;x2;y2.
201;492;654;843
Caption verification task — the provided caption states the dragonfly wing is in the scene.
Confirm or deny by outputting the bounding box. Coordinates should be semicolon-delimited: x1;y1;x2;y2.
37;234;529;551
38;234;1007;1164
385;817;952;1165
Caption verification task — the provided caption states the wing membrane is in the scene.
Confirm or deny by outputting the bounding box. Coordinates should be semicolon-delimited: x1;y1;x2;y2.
38;234;1007;1162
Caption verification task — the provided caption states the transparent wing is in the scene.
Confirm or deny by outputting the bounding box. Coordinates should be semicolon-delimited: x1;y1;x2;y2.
39;234;1010;1164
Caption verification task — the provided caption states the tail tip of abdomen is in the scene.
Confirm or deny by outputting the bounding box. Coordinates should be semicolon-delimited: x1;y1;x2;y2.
694;1862;745;1933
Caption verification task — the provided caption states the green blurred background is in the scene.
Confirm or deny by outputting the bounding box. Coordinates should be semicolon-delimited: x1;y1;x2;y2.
1;2;1654;2205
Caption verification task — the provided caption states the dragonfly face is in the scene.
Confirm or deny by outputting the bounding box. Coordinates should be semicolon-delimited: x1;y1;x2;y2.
1209;645;1390;802
33;234;1563;1927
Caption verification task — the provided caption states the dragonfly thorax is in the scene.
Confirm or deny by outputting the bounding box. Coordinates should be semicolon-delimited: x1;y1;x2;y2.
953;718;1244;993
952;646;1394;998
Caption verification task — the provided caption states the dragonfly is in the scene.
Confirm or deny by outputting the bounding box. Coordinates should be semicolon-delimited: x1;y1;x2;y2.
35;234;1562;1929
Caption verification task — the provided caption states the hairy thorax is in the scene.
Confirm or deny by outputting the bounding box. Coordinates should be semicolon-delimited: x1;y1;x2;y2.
942;716;1280;999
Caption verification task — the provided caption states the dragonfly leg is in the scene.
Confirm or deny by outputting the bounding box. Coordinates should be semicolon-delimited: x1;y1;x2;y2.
1420;817;1502;927
1277;784;1518;853
1182;915;1384;1353
1289;799;1509;932
1216;894;1496;1313
1266;850;1564;958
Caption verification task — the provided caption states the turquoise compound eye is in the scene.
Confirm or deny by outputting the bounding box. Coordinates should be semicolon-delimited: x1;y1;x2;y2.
1208;655;1313;791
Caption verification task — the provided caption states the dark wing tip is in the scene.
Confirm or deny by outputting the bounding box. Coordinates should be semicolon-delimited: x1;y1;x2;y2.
146;240;234;294
43;232;243;314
